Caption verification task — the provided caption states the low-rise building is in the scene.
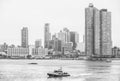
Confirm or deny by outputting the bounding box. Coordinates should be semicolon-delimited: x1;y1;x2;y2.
0;43;8;53
7;47;29;58
32;48;48;58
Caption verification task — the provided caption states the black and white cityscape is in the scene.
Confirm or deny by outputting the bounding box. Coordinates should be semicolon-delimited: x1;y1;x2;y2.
0;0;120;81
0;3;117;59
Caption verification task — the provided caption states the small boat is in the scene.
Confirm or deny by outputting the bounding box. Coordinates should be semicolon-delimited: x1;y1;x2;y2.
47;67;70;77
28;63;38;64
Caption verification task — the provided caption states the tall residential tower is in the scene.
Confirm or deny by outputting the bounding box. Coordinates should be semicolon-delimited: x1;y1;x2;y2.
85;3;112;57
100;9;112;56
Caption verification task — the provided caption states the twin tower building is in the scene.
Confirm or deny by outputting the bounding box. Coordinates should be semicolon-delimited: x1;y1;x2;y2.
85;3;112;57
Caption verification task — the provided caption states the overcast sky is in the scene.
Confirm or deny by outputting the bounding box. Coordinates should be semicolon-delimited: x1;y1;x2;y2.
0;0;120;47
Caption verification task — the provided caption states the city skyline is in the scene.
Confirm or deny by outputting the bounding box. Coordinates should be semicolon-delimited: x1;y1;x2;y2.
0;0;120;47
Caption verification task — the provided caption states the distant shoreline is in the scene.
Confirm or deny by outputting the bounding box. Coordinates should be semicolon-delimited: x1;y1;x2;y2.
0;58;120;60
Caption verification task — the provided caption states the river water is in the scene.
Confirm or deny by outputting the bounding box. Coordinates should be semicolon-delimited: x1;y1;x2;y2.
0;59;120;81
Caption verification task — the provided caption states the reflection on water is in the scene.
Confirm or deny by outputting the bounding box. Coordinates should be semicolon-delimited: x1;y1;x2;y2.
0;60;120;81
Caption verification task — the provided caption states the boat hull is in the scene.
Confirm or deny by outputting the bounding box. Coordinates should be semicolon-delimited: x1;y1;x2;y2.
47;73;70;77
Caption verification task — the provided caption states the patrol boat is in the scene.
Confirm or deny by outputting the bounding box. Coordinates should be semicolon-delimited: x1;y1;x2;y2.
47;67;70;77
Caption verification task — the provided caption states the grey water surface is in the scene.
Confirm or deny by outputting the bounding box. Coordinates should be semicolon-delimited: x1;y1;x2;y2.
0;59;120;81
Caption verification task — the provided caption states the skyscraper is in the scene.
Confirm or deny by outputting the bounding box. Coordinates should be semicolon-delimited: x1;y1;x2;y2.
94;8;101;56
85;3;112;57
44;23;51;48
21;27;28;48
85;3;95;56
100;9;112;56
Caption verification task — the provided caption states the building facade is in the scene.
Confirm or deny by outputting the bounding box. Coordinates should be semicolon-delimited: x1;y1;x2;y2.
63;28;70;43
48;38;62;52
57;30;66;43
54;38;62;52
62;42;73;54
93;8;101;55
85;3;95;56
7;47;29;57
100;9;112;56
85;3;112;57
21;27;28;48
48;40;54;49
0;43;8;53
70;32;79;50
57;30;66;49
32;48;48;58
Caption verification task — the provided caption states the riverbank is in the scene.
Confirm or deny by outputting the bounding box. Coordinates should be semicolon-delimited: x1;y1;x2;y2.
0;57;120;60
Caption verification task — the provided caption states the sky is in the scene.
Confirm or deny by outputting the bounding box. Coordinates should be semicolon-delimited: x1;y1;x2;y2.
0;0;120;47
